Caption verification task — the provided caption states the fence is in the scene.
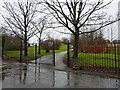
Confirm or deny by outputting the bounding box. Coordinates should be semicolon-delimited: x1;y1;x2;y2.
67;42;120;76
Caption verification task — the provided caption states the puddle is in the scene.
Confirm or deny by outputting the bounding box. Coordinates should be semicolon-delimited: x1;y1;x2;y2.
2;55;120;88
2;62;120;88
29;54;53;65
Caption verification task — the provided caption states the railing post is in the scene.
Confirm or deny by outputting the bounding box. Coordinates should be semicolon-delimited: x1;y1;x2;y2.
114;43;117;74
53;41;55;66
35;43;37;64
67;40;70;67
20;39;22;63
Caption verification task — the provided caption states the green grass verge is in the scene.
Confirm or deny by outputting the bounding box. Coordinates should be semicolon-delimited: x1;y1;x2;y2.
4;44;67;61
64;52;120;67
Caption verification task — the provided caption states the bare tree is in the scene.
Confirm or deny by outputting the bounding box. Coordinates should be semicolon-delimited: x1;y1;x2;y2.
45;0;120;58
0;27;4;34
32;16;48;54
1;0;38;56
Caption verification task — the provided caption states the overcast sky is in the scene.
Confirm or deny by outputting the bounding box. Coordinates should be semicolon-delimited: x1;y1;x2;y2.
0;0;120;43
104;0;120;41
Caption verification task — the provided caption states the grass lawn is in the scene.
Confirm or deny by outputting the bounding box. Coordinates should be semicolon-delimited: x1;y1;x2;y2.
4;44;67;61
64;52;120;67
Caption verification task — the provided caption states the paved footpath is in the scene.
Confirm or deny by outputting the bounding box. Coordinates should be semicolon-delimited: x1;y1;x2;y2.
2;52;120;88
54;51;68;70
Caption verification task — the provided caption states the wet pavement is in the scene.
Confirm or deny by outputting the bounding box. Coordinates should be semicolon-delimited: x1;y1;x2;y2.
29;54;53;65
2;53;120;88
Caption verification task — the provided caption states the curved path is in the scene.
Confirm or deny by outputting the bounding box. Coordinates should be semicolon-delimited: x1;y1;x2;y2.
54;51;68;70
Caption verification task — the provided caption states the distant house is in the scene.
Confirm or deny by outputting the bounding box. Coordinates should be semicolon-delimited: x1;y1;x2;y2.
105;40;110;44
0;29;2;35
112;40;120;44
0;27;6;35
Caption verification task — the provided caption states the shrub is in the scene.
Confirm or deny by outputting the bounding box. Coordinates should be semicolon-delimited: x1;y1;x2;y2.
3;34;21;50
78;43;107;53
76;31;108;53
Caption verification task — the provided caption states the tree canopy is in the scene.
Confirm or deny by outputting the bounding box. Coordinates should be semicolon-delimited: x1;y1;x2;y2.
45;0;120;58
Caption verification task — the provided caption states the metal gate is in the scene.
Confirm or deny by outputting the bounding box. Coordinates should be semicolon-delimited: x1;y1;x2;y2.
32;42;55;66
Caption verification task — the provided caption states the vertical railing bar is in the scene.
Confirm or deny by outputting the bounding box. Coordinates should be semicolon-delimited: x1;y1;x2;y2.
106;44;109;74
53;41;55;66
67;40;70;67
112;43;114;74
35;43;37;65
114;43;117;74
20;39;22;63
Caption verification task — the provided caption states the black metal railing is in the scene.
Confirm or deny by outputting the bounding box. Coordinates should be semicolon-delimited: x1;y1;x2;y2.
67;42;120;76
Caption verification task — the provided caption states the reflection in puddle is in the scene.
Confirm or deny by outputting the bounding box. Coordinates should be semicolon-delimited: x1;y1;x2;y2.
2;62;120;88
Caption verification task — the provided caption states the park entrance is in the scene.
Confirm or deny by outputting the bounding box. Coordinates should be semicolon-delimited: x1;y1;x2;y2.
22;41;56;66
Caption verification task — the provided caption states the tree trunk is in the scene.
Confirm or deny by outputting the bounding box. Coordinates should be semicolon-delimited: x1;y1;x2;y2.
24;14;28;57
73;33;79;58
38;38;41;54
24;28;28;57
24;40;28;56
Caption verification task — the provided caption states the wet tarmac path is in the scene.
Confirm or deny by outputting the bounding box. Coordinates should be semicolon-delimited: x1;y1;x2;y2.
2;54;120;88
